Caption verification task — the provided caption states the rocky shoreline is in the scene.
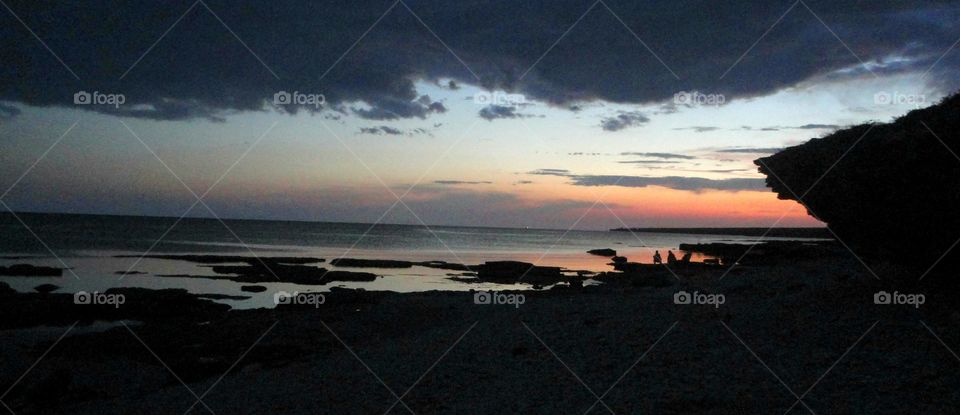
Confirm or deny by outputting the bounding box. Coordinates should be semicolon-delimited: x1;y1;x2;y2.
1;241;958;413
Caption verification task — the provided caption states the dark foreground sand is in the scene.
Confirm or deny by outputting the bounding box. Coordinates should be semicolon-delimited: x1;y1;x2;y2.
1;245;958;414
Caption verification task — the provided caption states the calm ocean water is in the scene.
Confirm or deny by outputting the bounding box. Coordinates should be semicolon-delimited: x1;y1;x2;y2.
1;212;813;307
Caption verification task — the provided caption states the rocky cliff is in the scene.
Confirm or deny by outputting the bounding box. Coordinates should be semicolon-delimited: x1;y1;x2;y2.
756;93;960;280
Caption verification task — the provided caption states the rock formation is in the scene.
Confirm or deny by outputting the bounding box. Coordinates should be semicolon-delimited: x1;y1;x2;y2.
756;92;960;282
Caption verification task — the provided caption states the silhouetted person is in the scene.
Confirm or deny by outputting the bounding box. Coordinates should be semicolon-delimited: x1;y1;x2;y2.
680;252;692;264
653;251;662;264
667;250;677;264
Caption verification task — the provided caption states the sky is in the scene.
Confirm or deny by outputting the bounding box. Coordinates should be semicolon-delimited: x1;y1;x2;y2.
1;0;958;230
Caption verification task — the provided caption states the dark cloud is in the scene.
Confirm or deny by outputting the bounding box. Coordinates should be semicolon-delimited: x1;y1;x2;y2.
434;180;493;185
618;160;679;164
478;105;533;120
568;175;766;192
358;125;434;136
794;123;840;130
514;180;534;185
654;102;680;115
674;126;720;133
358;125;404;135
1;1;958;121
527;167;762;191
716;147;784;154
619;152;696;160
663;167;754;174
600;111;649;131
527;168;571;177
352;98;446;120
0;103;21;120
741;124;840;131
699;168;752;173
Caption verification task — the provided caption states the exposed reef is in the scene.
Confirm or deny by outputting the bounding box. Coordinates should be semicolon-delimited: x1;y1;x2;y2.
0;264;63;277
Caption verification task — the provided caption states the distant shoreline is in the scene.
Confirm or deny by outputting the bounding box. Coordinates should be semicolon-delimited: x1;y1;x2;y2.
610;227;832;238
1;210;830;235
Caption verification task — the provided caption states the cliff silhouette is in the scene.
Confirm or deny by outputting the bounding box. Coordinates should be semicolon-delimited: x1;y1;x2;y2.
756;92;960;282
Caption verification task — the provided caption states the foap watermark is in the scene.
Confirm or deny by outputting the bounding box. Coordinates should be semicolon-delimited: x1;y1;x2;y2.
673;290;725;308
274;290;325;308
473;290;525;308
473;91;526;108
874;91;925;107
273;91;326;108
674;91;725;107
74;91;125;108
74;291;125;308
874;290;924;308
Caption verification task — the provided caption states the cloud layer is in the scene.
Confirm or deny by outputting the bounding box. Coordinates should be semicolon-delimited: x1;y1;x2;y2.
528;169;765;191
1;0;957;121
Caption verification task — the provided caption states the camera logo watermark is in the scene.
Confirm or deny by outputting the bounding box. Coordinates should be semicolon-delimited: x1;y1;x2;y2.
873;291;924;308
273;291;325;308
74;91;125;108
673;290;725;308
273;91;326;108
473;91;526;107
674;91;725;107
874;91;925;107
473;290;525;308
74;291;125;308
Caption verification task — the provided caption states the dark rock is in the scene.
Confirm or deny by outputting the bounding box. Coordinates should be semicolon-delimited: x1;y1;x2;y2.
678;243;749;264
0;264;63;277
756;93;960;283
330;258;412;268
321;258;475;271
210;264;377;285
24;368;72;408
679;241;838;265
611;256;627;264
33;284;60;294
613;262;643;273
476;261;563;285
240;285;268;293
416;261;474;271
196;293;251;300
321;270;379;282
0;288;231;330
114;255;324;265
446;276;481;283
587;248;617;257
594;271;675;288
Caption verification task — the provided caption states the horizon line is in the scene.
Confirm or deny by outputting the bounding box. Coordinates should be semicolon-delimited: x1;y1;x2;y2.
0;209;828;233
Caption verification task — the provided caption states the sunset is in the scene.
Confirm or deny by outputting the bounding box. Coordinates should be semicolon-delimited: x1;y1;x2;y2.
1;1;959;413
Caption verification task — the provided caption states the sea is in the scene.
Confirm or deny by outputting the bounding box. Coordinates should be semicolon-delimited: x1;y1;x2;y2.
0;212;817;308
